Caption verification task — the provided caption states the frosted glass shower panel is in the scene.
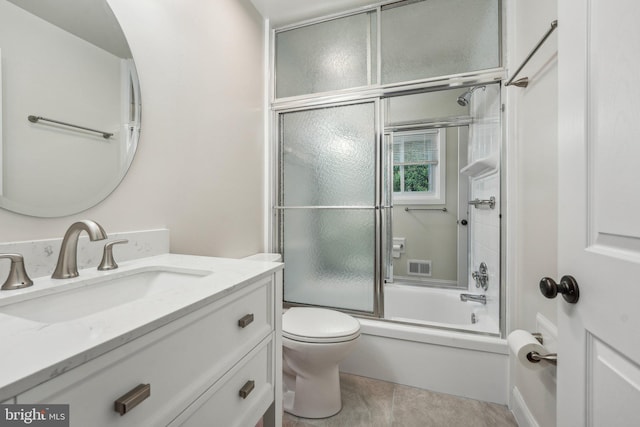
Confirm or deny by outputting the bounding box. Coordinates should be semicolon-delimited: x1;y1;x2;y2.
276;12;374;98
283;209;375;312
380;0;500;84
281;103;376;207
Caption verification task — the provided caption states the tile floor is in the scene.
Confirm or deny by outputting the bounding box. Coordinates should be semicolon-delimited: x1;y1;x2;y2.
283;373;518;427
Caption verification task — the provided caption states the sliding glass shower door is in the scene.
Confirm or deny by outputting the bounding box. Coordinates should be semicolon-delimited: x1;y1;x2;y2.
277;101;379;313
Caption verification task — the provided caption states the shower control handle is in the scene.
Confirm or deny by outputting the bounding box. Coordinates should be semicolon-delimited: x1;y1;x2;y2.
539;275;580;304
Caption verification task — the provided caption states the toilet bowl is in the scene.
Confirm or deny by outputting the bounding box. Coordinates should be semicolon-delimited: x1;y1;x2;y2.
241;254;361;418
282;307;361;419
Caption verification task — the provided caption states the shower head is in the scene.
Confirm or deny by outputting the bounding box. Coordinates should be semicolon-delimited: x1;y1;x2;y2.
456;86;486;107
457;91;472;106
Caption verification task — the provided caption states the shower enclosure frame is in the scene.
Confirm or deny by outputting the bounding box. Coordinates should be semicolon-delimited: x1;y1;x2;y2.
273;97;385;317
268;0;507;335
271;76;503;321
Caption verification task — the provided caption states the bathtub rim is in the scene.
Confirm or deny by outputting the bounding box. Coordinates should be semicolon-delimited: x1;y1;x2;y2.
383;282;498;333
354;317;508;355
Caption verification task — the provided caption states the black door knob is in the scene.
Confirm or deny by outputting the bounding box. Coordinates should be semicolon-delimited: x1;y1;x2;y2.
539;275;579;304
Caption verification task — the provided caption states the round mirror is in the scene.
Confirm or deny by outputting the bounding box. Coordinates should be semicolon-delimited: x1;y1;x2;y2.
0;0;141;217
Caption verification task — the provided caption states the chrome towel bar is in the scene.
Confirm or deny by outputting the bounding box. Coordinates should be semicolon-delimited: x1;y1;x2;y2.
504;20;558;88
28;115;113;139
404;207;447;212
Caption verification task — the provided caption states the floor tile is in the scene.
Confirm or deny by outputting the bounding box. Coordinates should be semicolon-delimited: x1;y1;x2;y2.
283;373;517;427
391;384;517;427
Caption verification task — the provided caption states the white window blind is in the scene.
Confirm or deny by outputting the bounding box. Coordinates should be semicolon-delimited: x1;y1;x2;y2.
392;128;446;205
393;132;439;166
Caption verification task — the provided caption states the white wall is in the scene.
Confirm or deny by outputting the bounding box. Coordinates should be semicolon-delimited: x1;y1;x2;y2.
0;0;265;258
507;0;559;425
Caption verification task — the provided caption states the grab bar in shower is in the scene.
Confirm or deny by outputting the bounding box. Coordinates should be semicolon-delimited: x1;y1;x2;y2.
504;20;558;88
468;197;496;209
28;115;114;139
404;207;447;212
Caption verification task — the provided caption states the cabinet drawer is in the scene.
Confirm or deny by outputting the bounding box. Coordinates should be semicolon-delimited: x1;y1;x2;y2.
170;337;273;427
17;276;274;427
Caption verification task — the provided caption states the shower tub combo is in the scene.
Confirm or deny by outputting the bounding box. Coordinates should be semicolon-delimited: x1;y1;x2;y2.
341;283;508;405
273;0;508;407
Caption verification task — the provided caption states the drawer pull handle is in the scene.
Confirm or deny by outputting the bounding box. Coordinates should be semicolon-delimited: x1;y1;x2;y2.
239;380;255;399
238;313;254;328
114;383;151;415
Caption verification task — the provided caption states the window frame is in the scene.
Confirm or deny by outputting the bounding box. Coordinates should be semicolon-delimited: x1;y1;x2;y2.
392;128;446;205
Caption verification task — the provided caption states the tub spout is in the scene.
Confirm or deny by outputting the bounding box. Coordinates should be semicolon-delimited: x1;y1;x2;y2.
460;293;486;305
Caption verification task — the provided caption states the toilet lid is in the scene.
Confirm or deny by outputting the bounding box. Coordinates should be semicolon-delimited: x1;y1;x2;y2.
282;307;361;343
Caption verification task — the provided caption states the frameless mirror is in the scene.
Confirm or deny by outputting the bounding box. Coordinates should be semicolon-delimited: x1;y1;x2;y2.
0;0;141;217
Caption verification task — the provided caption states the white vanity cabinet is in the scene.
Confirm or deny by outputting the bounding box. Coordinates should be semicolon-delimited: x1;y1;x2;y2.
14;272;283;427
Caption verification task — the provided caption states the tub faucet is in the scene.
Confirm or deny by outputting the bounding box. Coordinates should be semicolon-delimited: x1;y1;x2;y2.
460;293;486;305
472;262;489;290
52;220;108;279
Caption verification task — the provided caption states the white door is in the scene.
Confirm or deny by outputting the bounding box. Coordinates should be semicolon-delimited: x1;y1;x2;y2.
558;0;640;426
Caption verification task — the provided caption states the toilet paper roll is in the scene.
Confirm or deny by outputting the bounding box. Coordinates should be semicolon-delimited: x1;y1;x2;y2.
507;329;546;369
392;244;402;251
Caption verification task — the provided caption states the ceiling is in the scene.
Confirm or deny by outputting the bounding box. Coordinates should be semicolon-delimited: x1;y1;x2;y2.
8;0;376;56
249;0;378;27
7;0;131;58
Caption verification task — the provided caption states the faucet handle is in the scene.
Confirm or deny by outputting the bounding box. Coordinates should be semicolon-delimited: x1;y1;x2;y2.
0;254;34;290
98;240;129;271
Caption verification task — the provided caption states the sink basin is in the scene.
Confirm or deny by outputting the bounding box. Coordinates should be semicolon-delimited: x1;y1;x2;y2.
0;267;212;323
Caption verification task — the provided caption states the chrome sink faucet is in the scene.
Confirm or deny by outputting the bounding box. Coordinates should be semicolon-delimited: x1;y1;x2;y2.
52;220;108;279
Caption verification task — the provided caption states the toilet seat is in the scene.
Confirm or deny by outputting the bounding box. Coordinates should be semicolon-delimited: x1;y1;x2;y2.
283;307;361;344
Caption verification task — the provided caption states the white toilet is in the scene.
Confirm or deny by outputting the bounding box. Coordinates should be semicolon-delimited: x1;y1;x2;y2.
282;307;361;418
242;253;361;418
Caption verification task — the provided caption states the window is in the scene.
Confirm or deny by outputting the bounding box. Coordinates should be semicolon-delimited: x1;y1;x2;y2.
275;12;375;98
274;0;500;99
380;0;500;84
392;129;446;204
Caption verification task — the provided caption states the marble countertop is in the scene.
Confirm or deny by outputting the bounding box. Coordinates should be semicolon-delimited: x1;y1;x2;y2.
0;253;283;401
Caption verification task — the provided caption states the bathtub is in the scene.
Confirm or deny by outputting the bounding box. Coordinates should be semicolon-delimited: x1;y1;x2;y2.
383;283;499;334
340;284;508;404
